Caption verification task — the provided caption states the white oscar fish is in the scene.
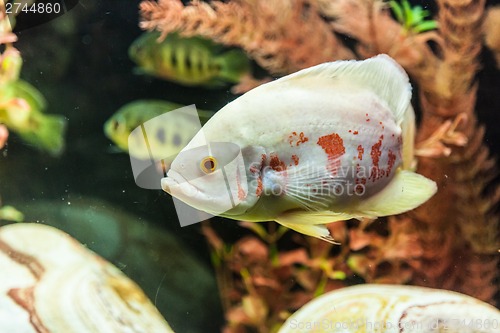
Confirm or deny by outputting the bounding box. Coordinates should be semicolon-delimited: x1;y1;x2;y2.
161;55;437;242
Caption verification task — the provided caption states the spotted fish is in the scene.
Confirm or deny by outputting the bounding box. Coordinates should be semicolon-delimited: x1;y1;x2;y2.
104;100;214;160
161;55;437;242
129;32;250;87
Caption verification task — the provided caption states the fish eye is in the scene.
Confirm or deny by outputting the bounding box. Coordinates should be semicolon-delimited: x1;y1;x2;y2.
200;156;217;174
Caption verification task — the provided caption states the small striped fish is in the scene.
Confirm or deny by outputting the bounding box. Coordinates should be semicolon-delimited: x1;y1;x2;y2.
104;100;214;160
129;32;250;87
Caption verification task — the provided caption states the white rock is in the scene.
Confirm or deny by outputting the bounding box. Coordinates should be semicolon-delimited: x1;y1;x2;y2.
0;223;175;333
279;284;500;333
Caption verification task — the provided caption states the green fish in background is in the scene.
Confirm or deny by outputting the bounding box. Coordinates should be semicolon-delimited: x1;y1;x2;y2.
0;80;66;156
129;31;251;87
104;100;215;160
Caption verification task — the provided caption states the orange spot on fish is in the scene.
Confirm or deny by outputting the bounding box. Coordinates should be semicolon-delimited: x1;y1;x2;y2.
357;145;364;160
387;149;396;177
235;167;246;201
291;154;299;166
355;184;364;194
250;154;267;174
288;131;309;147
353;131;359;135
270;153;287;172
297;132;308;145
317;133;345;175
249;154;266;197
238;187;246;200
355;163;367;185
256;177;263;196
369;135;384;182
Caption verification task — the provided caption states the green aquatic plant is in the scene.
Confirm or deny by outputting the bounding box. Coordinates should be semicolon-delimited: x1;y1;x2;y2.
389;0;438;34
0;0;66;156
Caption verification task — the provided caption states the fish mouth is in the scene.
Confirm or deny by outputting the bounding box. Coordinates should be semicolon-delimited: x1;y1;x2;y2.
161;170;199;198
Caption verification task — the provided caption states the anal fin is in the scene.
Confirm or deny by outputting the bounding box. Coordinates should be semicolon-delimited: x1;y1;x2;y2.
275;220;340;244
276;210;359;225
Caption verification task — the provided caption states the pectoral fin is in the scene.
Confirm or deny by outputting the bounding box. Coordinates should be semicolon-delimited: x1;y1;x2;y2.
275;220;340;244
354;169;437;217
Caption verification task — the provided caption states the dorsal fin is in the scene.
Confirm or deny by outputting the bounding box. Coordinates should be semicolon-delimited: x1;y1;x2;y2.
275;54;412;125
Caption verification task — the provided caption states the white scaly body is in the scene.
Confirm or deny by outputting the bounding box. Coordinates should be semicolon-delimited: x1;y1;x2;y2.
162;55;436;242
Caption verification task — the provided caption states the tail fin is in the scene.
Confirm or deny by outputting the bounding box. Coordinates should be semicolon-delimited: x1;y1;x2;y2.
217;49;250;83
353;169;437;217
19;114;67;156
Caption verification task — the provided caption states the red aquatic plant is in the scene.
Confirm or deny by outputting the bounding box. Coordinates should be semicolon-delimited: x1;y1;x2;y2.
139;0;354;75
202;221;352;332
